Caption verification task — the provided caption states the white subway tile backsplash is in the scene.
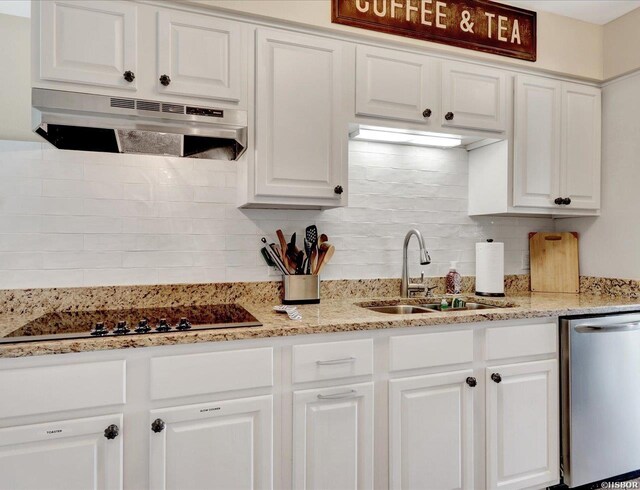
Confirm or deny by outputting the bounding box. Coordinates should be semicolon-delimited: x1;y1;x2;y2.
41;216;123;234
0;215;42;234
0;252;43;270
42;252;122;270
0;178;43;197
83;268;159;287
0;140;554;289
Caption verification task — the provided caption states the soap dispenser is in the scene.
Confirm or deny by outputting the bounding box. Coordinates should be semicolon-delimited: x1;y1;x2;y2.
446;261;462;295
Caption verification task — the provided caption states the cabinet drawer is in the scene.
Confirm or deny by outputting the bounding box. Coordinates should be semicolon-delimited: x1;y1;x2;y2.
486;323;557;360
389;330;473;372
150;348;273;400
0;360;126;419
292;339;373;383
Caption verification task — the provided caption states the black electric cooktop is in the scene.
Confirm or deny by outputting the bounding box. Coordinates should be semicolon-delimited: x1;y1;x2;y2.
1;304;262;344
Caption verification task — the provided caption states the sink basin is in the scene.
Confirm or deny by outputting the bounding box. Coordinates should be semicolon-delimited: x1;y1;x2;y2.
420;302;504;312
365;305;435;315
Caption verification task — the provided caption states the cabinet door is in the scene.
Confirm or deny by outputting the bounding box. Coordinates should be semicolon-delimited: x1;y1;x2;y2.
255;29;346;203
561;83;602;210
157;10;242;102
356;45;437;124
0;414;123;490
293;382;373;490
149;395;272;490
486;360;559;490
512;75;562;208
441;61;507;132
389;370;474;490
40;1;137;90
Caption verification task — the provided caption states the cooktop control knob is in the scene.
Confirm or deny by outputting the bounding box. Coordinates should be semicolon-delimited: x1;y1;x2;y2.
176;318;192;331
135;319;151;334
113;320;130;335
90;322;109;336
156;318;171;332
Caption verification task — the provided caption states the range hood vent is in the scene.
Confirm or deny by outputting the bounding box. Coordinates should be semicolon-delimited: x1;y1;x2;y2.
32;88;247;161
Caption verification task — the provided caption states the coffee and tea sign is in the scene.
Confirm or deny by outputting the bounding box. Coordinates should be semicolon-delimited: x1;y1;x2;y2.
332;0;536;61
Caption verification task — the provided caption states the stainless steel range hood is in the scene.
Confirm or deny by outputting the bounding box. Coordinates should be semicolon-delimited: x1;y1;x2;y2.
32;88;247;160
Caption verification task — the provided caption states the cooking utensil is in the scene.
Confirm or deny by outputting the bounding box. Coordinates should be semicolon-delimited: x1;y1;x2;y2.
260;247;276;267
261;237;289;275
315;244;335;274
306;225;318;244
286;232;300;272
276;229;288;258
319;233;328;245
295;250;305;275
310;245;318;275
529;232;579;293
270;244;294;274
304;238;313;274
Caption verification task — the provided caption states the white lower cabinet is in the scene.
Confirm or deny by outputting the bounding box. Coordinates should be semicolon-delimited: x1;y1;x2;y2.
293;382;374;490
0;320;559;490
0;413;123;490
389;370;474;490
486;359;559;490
149;395;273;490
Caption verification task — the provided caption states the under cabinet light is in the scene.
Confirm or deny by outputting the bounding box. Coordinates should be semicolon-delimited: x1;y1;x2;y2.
350;126;462;148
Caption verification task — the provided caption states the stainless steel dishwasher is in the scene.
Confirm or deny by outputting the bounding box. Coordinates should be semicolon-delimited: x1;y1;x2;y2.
561;312;640;488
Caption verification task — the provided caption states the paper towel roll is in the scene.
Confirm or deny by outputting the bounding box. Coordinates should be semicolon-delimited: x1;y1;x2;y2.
475;241;505;297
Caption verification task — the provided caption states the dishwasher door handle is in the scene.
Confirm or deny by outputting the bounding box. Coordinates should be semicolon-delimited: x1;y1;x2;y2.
575;322;640;333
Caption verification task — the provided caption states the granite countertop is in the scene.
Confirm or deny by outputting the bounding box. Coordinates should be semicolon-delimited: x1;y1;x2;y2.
1;292;640;358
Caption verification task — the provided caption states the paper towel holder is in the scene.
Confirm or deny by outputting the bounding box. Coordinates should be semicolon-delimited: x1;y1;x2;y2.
475;239;505;297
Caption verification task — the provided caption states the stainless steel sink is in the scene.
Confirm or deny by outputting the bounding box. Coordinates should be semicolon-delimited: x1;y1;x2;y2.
361;301;507;315
365;305;435;315
420;302;504;312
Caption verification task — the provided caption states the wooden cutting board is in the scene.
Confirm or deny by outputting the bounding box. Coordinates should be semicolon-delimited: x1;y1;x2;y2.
529;232;579;293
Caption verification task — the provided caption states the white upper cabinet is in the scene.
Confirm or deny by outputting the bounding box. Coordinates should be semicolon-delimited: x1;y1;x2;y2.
149;396;273;490
389;370;474;490
513;75;563;208
355;45;437;125
486;360;559;490
39;0;138;90
157;11;242;101
252;28;349;206
511;75;601;212
561;82;602;210
0;414;123;490
293;382;374;490
442;61;508;133
35;2;246;106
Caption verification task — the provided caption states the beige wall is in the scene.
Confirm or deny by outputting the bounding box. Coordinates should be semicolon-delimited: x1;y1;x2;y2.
0;13;35;141
604;7;640;80
187;0;604;80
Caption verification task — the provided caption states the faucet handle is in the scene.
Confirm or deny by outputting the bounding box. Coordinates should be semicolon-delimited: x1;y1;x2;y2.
420;271;424;283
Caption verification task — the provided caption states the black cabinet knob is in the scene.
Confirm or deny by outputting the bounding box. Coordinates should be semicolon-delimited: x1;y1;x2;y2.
123;70;135;83
491;373;502;383
104;424;119;440
445;112;454;121
466;376;477;387
562;197;572;205
422;108;432;118
159;74;171;86
151;418;166;433
334;185;344;195
554;197;564;205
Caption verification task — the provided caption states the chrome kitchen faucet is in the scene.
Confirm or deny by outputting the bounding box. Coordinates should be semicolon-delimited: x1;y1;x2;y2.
401;229;431;298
